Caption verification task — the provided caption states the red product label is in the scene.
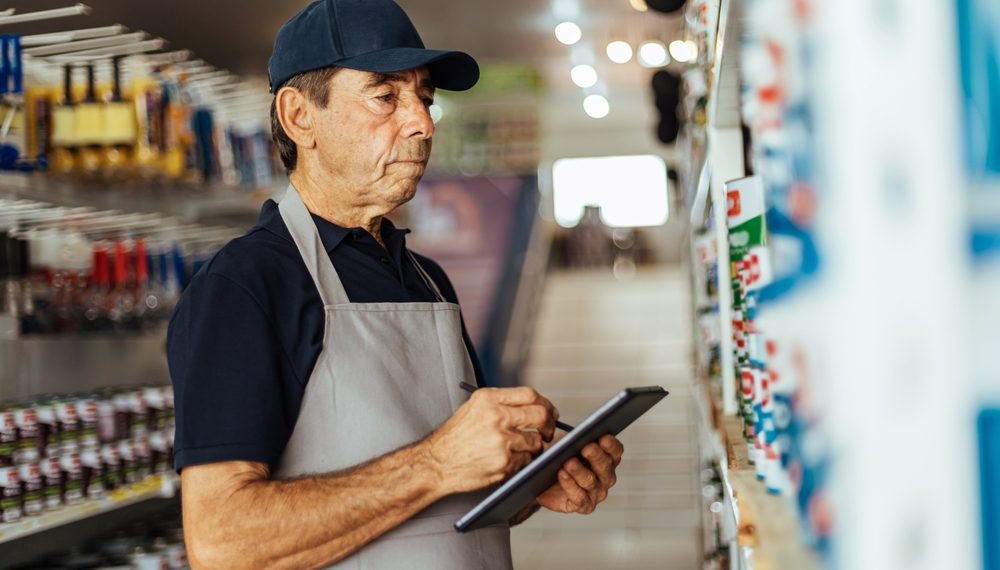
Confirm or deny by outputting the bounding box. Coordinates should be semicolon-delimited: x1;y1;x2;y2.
741;371;754;396
135;239;149;285
0;466;19;486
113;240;128;288
15;408;37;428
765;444;780;460
77;399;97;423
727;190;742;218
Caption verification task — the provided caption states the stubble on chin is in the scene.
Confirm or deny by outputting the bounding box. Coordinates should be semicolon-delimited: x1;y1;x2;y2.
376;174;421;211
393;179;420;208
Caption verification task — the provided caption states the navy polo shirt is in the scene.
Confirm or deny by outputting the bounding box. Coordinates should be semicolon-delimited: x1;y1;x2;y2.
167;199;484;472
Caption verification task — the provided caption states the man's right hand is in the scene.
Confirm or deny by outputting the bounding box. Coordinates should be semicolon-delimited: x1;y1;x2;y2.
425;386;559;494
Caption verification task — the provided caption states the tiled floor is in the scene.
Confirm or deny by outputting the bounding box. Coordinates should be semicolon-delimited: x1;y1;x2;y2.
511;266;701;570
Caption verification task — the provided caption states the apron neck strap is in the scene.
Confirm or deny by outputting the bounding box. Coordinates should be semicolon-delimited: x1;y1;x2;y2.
406;250;446;303
278;185;350;306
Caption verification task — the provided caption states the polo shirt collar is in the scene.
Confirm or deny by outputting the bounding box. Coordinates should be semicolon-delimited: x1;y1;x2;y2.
256;199;411;254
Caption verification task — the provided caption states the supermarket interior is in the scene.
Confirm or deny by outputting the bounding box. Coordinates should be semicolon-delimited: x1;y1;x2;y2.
0;0;997;569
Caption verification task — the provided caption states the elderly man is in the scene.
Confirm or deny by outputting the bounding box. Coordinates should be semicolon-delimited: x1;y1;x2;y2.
167;0;624;567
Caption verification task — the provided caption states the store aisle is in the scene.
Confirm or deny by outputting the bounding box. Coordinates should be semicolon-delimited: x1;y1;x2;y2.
511;266;700;570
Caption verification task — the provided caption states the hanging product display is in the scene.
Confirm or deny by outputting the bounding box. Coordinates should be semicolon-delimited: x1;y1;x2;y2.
0;198;240;336
0;4;283;188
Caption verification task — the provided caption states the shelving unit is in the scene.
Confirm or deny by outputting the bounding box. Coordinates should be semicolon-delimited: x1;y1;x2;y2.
692;359;820;570
0;473;178;545
0;171;271;228
682;0;993;568
0;330;168;397
0;7;255;564
683;1;816;568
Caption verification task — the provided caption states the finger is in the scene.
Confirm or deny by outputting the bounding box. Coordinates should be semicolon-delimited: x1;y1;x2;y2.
557;469;592;511
491;387;556;416
505;405;555;441
568;456;607;505
581;444;616;489
510;452;533;473
564;458;600;496
509;430;544;454
598;435;625;465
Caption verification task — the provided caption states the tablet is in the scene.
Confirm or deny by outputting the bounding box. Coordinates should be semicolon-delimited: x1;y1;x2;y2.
454;385;668;533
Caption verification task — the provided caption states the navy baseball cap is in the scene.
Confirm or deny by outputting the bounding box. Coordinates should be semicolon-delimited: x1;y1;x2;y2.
268;0;480;93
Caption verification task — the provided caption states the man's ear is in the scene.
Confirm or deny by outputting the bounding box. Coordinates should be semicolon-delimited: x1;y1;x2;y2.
276;87;316;151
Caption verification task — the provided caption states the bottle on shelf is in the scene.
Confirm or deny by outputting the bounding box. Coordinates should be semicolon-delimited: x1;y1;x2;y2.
49;65;77;174
101;55;135;177
0;384;176;523
75;64;102;176
0;198;238;336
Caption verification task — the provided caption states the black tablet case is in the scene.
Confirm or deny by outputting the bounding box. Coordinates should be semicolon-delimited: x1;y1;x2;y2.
454;386;668;532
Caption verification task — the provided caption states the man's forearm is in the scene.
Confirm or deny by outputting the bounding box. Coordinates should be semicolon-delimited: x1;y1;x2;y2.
184;441;447;569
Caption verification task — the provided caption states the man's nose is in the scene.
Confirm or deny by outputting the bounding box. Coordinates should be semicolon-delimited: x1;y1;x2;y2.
400;96;435;140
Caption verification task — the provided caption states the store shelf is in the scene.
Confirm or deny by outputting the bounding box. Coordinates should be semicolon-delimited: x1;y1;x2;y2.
708;0;743;130
692;377;726;463
693;362;819;569
0;473;178;545
0;171;274;228
0;332;172;402
706;412;821;570
725;468;822;570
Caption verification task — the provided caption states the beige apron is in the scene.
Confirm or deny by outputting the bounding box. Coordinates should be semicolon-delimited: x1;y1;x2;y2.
273;186;513;569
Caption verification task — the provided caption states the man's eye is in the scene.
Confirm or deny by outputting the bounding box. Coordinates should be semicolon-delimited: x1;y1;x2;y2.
376;93;396;103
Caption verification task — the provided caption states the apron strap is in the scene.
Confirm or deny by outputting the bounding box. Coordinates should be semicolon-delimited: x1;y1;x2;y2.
278;185;350;306
406;250;447;303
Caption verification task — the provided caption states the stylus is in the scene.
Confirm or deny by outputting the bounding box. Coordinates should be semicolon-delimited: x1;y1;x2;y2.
459;382;576;432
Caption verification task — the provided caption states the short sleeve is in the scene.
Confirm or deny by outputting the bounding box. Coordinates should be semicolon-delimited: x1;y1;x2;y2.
167;272;292;472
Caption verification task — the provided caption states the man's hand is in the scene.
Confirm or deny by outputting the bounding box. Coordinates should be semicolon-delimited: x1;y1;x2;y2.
535;435;624;514
424;386;558;494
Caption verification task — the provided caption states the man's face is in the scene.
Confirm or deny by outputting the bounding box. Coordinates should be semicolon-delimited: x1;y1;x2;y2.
310;66;435;212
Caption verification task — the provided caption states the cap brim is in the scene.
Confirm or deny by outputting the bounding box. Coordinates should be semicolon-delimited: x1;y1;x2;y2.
336;47;479;91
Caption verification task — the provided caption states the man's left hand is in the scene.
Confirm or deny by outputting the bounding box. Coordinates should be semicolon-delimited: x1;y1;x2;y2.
535;435;624;514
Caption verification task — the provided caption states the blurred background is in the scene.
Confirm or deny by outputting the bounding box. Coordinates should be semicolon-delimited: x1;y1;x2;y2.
0;0;997;569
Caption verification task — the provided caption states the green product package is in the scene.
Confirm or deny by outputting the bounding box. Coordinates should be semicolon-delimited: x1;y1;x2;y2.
726;175;768;270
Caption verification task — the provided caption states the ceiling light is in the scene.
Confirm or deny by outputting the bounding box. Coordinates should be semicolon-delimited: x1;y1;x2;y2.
571;64;598;88
669;39;698;63
629;0;649;12
668;40;689;62
554;22;582;45
638;41;669;68
606;41;633;64
583;94;610;119
429;104;443;124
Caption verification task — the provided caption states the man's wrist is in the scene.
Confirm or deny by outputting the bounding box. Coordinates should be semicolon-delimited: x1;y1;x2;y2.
409;437;453;498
